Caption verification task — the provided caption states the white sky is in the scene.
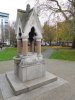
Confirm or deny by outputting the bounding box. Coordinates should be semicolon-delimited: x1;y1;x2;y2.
0;0;35;22
0;0;67;24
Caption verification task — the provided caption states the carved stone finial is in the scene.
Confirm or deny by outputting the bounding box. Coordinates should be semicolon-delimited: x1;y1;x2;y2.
26;4;30;12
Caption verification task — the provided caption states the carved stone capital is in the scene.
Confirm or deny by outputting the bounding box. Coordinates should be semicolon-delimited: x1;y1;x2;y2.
19;53;43;67
16;36;22;40
36;37;42;42
22;34;28;41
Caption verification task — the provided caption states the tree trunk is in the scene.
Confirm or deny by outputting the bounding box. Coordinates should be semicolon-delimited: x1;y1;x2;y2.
72;38;75;48
49;40;52;46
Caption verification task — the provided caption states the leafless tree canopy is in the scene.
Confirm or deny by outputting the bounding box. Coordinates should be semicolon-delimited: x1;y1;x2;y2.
35;0;75;22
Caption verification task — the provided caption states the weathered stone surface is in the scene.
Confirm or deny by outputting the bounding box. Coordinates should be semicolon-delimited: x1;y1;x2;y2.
6;71;57;96
0;88;3;100
26;64;45;81
0;74;14;100
0;73;71;100
18;63;45;82
14;53;45;82
18;62;45;82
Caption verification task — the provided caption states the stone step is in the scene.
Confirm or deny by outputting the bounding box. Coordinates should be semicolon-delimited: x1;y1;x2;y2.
0;73;70;100
6;71;57;96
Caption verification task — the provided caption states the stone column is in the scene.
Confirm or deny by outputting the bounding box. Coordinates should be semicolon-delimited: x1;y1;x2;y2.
17;38;22;56
30;41;35;52
36;38;41;55
22;38;28;55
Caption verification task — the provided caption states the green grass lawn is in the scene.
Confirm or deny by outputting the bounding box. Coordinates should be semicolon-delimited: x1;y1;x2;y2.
41;46;49;52
50;48;75;61
0;46;49;61
0;47;17;61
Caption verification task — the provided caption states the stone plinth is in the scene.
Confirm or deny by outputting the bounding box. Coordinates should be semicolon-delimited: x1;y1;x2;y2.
19;63;45;82
14;53;44;82
0;73;70;100
0;89;3;100
4;53;71;100
8;78;70;100
6;71;57;96
13;57;21;75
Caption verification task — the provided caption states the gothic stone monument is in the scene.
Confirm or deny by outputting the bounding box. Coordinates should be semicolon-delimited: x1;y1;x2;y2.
5;4;70;100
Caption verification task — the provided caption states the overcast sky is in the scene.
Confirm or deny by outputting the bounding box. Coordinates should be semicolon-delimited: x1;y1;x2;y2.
0;0;67;24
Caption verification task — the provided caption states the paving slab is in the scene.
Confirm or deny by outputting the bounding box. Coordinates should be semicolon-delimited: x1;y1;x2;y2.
6;71;57;95
0;88;3;100
0;74;14;100
0;73;70;100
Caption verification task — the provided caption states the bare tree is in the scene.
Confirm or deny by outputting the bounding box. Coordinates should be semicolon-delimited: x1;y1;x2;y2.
35;0;75;48
9;25;16;47
35;0;69;20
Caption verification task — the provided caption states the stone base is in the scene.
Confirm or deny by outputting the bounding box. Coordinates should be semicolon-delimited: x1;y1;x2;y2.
0;88;3;100
0;73;71;100
18;62;45;82
14;53;45;82
6;71;57;96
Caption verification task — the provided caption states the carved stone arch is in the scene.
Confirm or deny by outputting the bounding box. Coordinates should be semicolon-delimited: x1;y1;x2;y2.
18;27;22;38
28;26;37;52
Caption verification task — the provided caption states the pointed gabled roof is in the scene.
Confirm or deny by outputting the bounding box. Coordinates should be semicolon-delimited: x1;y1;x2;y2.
17;8;33;32
16;4;42;39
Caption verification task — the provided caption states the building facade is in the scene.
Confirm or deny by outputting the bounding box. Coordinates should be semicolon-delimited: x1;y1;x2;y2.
0;12;10;45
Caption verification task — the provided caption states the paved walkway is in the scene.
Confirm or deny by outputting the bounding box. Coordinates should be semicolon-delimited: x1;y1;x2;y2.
42;48;54;58
45;59;75;100
0;47;6;52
